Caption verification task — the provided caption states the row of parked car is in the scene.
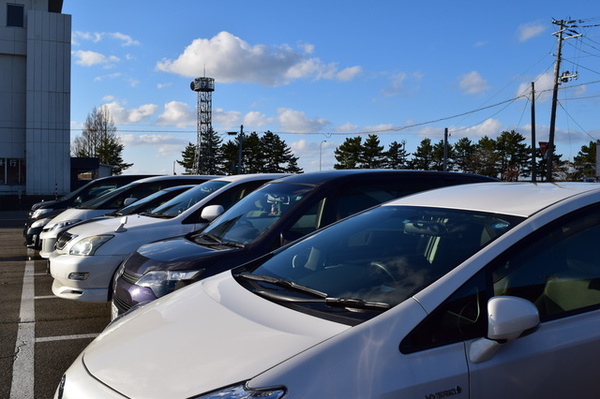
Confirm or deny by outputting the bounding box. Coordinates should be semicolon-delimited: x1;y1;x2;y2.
23;171;600;398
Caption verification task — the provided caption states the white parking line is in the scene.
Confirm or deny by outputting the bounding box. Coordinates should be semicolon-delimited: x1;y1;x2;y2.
36;333;100;343
10;260;35;399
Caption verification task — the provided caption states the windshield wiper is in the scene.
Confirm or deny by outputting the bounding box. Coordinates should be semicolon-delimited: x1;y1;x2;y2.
324;297;391;311
238;273;327;298
252;289;391;311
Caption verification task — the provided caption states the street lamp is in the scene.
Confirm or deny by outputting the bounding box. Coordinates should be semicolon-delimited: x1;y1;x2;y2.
320;140;327;171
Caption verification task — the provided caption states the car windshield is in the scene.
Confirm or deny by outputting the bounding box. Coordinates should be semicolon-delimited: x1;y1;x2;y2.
78;184;131;209
235;205;524;324
146;180;230;217
193;183;314;246
109;186;191;216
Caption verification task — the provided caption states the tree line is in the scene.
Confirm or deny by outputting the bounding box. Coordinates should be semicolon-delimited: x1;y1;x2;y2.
333;132;598;182
72;107;597;181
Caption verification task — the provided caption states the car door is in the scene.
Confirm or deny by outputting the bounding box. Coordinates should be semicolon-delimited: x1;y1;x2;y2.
468;203;600;398
400;203;600;398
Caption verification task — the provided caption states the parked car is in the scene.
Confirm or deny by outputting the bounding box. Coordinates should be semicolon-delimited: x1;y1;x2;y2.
111;169;496;318
23;174;154;250
49;174;287;302
56;182;600;399
38;175;216;259
47;184;197;241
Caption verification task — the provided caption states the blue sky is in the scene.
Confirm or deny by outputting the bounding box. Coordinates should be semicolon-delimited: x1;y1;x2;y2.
62;1;600;175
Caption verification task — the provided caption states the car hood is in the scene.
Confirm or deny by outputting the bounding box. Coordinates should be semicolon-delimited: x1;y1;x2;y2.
47;208;114;227
137;235;227;263
67;214;166;236
82;272;348;398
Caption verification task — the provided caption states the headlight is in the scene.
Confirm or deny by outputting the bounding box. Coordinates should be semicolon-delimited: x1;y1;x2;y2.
31;217;52;229
50;219;81;232
69;235;113;256
31;208;53;219
192;383;286;399
135;269;203;298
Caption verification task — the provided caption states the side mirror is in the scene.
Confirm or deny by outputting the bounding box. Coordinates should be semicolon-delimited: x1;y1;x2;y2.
469;296;539;364
201;205;224;222
123;197;138;207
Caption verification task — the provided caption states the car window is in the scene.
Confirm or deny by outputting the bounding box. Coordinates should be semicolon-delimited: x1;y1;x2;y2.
286;180;431;242
401;203;600;354
240;206;520;324
491;203;600;321
195;183;314;245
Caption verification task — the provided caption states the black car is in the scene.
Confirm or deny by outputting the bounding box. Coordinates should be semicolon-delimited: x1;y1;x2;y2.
23;174;154;249
112;169;497;317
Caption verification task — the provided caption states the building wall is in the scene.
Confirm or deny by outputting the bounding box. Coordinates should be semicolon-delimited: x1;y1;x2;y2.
0;0;71;198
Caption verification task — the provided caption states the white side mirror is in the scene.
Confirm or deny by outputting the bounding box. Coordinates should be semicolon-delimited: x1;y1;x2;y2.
201;205;224;222
469;296;539;364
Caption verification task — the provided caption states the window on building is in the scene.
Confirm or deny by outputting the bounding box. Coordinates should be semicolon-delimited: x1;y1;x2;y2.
0;158;26;185
7;4;25;27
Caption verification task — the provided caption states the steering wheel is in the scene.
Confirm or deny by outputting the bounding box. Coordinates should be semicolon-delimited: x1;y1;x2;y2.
370;261;396;283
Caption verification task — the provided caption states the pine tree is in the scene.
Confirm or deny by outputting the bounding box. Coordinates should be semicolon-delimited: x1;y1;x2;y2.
385;140;409;169
361;134;386;169
495;130;530;181
177;142;198;174
333;137;363;169
409;138;434;170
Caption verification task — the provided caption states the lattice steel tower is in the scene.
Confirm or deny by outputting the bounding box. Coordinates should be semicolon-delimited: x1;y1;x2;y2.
190;77;215;174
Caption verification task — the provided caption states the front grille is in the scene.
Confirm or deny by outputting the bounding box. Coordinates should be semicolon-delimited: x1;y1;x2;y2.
112;295;131;314
122;269;141;285
56;232;76;250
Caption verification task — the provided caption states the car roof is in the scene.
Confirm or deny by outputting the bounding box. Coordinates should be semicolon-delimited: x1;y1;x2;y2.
387;182;600;217
210;173;290;183
265;169;496;187
127;175;218;183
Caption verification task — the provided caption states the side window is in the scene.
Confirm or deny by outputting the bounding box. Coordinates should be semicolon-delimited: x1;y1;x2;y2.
286;198;327;239
402;203;600;354
205;181;266;215
491;205;600;321
400;272;487;354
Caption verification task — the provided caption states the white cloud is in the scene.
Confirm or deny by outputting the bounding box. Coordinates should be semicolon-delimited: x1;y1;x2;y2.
276;108;329;133
156;31;361;86
459;71;489;95
109;32;140;46
516;72;554;102
72;31;140;46
451;118;503;139
242;111;273;128
73;50;119;67
156;101;196;128
518;22;546;42
104;101;158;124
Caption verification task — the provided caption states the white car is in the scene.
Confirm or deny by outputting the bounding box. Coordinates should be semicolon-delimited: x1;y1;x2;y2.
38;175;215;258
49;174;287;303
56;182;600;398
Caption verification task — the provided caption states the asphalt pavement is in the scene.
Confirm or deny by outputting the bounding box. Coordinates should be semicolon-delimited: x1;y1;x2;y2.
0;211;111;399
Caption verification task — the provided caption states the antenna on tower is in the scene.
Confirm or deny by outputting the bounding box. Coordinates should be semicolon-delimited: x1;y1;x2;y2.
190;77;215;174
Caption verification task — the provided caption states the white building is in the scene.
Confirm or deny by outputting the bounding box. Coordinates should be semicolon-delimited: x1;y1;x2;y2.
0;0;70;203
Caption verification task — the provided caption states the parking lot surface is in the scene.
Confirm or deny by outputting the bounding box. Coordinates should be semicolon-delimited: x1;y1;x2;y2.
0;212;110;399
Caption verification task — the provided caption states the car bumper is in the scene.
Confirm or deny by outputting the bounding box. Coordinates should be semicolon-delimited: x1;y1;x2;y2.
49;253;126;302
24;226;43;249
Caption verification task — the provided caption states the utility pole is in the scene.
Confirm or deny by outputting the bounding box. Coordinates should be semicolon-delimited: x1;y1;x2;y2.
546;19;580;181
531;82;536;182
443;128;448;171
